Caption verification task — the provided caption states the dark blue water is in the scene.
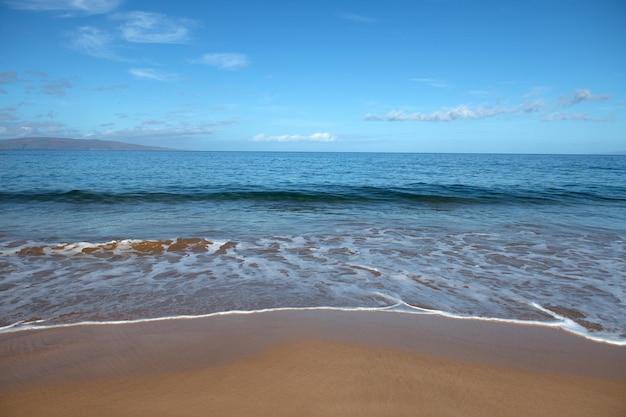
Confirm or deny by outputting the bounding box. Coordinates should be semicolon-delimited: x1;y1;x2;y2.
1;151;625;343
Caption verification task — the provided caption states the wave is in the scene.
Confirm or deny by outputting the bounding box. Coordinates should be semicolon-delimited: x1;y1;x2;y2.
2;184;624;205
5;238;220;256
3;231;624;344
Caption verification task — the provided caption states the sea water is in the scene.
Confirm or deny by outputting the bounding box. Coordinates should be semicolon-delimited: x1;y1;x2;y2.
1;151;625;344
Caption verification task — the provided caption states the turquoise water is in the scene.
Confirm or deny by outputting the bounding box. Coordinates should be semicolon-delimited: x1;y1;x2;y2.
1;151;625;343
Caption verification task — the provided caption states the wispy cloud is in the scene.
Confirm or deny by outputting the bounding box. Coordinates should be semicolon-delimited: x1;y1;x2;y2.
26;70;48;79
129;68;179;82
36;110;58;118
0;72;18;94
0;71;19;84
0;112;19;121
542;112;569;122
252;132;337;142
114;11;196;44
0;71;76;98
41;81;72;96
335;12;377;23
523;86;549;100
410;78;451;88
141;119;163;126
95;83;128;91
5;0;122;15
62;11;198;60
520;100;546;113
559;89;611;106
1;105;18;111
66;26;120;60
191;53;249;70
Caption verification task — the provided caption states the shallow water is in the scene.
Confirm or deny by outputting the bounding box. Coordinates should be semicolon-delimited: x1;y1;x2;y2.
1;151;625;343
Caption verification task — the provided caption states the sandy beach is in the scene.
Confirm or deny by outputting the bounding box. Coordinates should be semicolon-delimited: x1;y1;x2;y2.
1;310;625;417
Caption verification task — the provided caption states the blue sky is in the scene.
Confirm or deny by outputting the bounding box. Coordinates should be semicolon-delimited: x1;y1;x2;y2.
0;0;624;153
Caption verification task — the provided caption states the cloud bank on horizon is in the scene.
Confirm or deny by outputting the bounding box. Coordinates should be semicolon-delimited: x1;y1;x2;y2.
364;89;612;122
0;0;624;153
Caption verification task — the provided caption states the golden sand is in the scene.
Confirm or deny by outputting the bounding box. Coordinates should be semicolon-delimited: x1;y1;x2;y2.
1;311;624;417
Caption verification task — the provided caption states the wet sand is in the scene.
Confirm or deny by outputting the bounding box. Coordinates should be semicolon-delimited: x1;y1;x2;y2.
1;310;625;416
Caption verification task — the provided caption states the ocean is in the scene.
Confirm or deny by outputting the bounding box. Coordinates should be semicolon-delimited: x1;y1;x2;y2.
1;151;625;344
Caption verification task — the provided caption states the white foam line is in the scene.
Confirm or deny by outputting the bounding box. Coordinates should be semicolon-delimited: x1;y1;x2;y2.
422;304;626;346
527;302;626;346
0;307;389;334
1;305;624;346
400;302;626;346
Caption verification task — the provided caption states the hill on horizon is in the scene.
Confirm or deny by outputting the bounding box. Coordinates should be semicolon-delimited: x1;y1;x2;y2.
0;137;174;151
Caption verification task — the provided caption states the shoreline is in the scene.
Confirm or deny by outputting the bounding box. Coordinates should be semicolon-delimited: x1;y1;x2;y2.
1;309;625;416
3;305;625;347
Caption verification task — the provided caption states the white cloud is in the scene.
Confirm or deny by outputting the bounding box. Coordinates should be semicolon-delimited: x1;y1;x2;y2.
252;132;337;142
66;26;119;60
559;89;611;106
114;11;195;44
365;104;517;122
365;87;613;124
191;53;250;70
129;68;179;82
5;0;122;15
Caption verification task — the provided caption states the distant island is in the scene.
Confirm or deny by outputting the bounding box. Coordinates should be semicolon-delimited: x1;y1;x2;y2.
0;137;175;151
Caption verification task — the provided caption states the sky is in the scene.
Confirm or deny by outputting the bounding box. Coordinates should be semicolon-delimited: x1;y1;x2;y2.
0;0;625;153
